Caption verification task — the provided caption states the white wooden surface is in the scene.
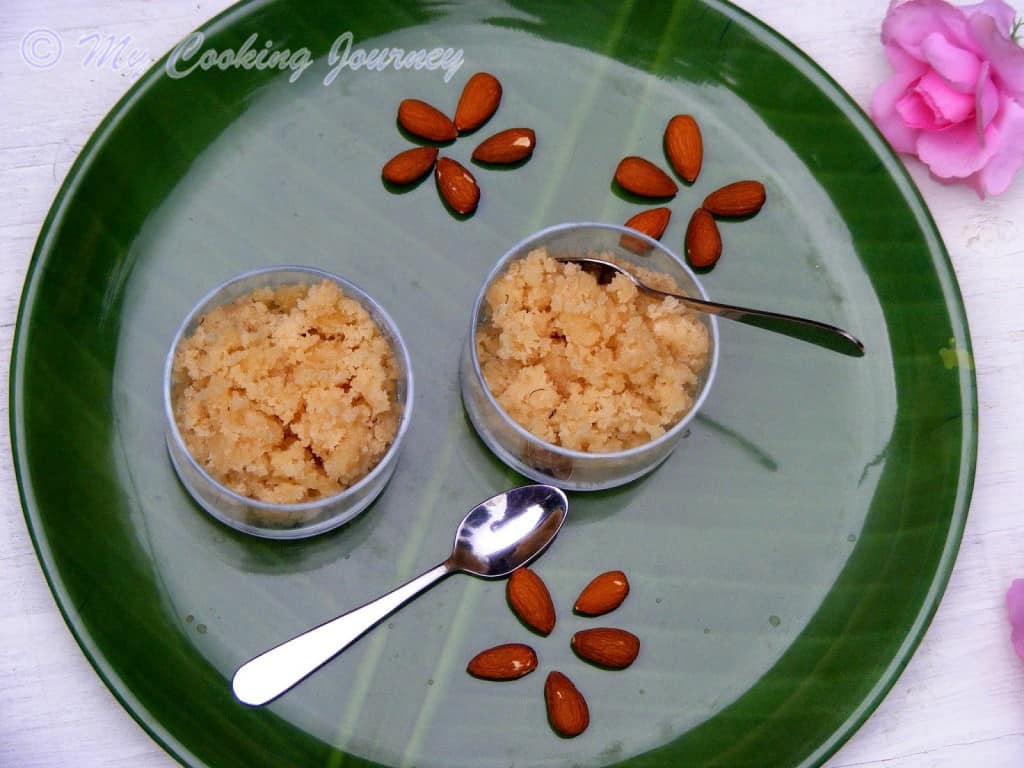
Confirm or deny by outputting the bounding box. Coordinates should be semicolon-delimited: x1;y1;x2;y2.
2;1;1023;766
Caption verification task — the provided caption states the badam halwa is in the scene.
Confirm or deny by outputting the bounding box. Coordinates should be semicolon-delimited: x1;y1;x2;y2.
171;280;400;504
476;248;710;452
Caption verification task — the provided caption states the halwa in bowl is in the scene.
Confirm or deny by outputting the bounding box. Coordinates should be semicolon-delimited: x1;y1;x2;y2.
460;223;719;491
164;266;413;539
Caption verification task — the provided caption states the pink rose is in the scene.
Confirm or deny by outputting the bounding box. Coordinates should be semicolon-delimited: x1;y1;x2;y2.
870;0;1024;196
1007;579;1024;660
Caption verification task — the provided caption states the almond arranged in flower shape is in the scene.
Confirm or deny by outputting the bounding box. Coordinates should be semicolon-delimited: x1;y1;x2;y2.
455;72;503;132
384;73;534;216
571;628;640;669
507;567;556;635
435;156;480;215
703;180;766;217
381;146;439;185
614;156;679;198
466;643;538;680
685;207;723;268
472;128;536;164
620;208;671;254
469;567;639;738
613;113;768;271
664;114;703;183
397;98;457;142
544;671;590;737
574;570;630;616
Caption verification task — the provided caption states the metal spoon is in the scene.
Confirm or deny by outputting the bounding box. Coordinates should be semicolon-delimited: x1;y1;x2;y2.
556;256;865;357
232;484;569;706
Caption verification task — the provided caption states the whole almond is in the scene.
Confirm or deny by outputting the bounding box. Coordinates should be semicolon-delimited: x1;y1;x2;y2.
620;208;671;253
455;72;503;132
685;207;723;268
703;180;766;217
472;128;536;164
571;627;640;669
614;156;678;198
397;99;457;142
574;570;630;616
381;146;439;185
466;643;538;680
507;567;556;635
544;671;589;737
435;156;480;215
664;114;703;183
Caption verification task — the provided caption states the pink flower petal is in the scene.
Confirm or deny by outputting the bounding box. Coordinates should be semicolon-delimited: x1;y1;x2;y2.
871;69;926;152
883;0;976;57
1006;579;1024;660
883;39;930;72
976;62;1000;131
920;32;982;92
968;12;1024;100
974;97;1024;196
962;0;1019;33
1008;579;1024;623
916;117;997;178
916;70;977;126
897;91;939;129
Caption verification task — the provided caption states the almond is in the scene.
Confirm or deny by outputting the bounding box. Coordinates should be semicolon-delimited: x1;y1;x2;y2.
574;570;630;616
507;567;556;635
614;156;678;198
472;128;536;164
620;208;671;253
397;98;457;142
381;146;439;185
455;72;503;132
571;627;640;669
685;207;722;268
466;643;538;680
435;156;480;215
703;180;766;217
544;671;589;737
664;114;703;183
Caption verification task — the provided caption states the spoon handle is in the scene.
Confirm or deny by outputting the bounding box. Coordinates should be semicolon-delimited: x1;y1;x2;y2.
232;561;453;706
649;288;865;357
554;257;864;356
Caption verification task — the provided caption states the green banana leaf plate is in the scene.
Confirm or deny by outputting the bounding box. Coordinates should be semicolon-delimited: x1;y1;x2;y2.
10;1;975;766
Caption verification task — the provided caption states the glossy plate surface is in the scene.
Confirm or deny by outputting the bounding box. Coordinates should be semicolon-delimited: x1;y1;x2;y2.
11;1;975;767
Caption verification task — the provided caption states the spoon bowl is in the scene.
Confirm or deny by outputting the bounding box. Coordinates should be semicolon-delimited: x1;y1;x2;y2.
451;484;569;575
232;484;568;706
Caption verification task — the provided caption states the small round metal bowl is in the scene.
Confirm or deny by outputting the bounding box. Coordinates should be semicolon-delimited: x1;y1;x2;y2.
460;222;719;491
163;266;414;539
